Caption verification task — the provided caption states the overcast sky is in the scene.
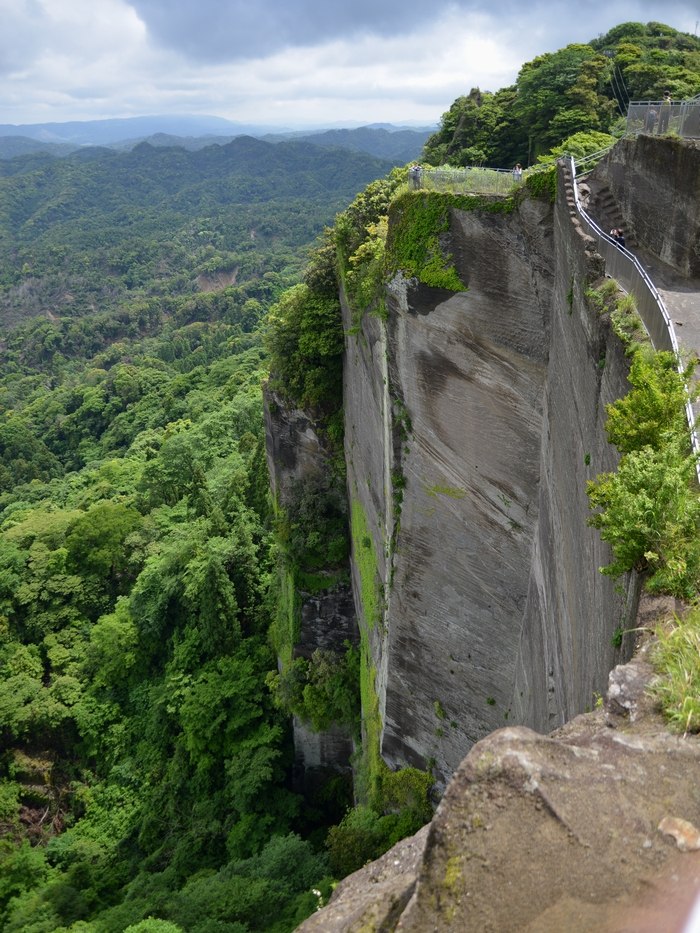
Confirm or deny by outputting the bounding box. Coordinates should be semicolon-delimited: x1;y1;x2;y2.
1;0;698;128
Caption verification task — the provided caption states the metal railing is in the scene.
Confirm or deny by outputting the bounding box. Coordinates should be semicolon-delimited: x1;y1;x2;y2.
626;100;700;139
568;156;700;473
419;165;520;196
571;145;615;174
415;162;557;196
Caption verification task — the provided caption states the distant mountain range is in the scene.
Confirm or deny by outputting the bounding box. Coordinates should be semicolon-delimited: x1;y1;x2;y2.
0;115;435;165
0;114;266;145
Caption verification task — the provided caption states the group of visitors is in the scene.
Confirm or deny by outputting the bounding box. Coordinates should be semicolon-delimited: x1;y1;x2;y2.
644;91;673;135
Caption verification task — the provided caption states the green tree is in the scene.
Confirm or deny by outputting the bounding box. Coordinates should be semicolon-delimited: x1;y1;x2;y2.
65;501;143;591
513;45;611;159
266;283;344;411
604;351;694;454
587;437;700;596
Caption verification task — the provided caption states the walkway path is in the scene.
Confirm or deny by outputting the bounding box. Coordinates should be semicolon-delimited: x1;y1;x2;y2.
576;166;700;442
580;172;700;361
633;246;700;363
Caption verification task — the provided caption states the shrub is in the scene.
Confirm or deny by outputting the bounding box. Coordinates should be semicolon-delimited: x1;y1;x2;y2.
604;351;695;454
524;165;556;202
326;792;430;879
386;190;513;291
650;611;700;733
267;643;360;733
344;218;388;321
265;283;343;411
610;293;647;352
587;437;700;597
587;339;700;598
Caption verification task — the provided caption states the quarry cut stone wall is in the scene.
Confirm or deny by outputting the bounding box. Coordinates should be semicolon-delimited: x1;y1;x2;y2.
344;165;640;789
509;165;640;733
593;135;700;277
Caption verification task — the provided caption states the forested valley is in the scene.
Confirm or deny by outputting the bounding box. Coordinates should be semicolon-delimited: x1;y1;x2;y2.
0;135;396;933
0;19;699;933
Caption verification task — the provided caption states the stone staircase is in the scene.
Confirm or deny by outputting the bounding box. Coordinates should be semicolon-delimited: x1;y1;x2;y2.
576;176;635;247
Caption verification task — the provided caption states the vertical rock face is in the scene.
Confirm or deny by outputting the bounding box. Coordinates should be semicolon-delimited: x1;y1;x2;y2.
344;165;640;789
264;387;357;782
264;388;329;509
292;587;358;788
510;167;640;734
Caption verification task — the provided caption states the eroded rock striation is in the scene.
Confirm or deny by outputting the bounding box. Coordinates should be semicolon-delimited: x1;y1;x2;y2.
267;136;699;822
345;161;640;790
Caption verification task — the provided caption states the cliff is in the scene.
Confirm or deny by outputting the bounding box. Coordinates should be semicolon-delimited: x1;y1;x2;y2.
264;389;357;786
591;135;700;278
289;135;700;931
344;162;639;790
265;132;699;799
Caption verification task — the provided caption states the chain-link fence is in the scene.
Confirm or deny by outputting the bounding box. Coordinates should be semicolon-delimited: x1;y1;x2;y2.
418;165;519;196
626;98;700;139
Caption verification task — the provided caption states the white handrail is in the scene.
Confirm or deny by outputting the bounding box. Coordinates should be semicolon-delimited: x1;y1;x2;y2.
568;156;700;478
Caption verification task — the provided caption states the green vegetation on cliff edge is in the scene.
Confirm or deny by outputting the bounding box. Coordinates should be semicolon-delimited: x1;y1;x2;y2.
585;285;700;731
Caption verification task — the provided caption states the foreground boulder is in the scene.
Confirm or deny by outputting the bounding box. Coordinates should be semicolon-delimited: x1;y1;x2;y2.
299;638;700;931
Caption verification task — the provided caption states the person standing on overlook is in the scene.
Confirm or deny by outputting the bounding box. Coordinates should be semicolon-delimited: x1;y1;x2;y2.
658;91;672;134
409;164;423;189
512;163;523;182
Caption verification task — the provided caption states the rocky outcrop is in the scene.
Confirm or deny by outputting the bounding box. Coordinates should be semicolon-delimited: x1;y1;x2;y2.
264;387;357;782
298;614;700;932
267;137;696;802
264;388;329;508
299;825;431;932
345;164;640;790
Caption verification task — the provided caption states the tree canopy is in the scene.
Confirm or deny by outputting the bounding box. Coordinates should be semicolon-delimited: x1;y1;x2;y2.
422;22;700;168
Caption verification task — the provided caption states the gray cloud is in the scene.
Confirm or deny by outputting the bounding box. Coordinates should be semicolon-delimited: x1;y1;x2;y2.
129;0;700;64
130;0;464;62
0;0;45;76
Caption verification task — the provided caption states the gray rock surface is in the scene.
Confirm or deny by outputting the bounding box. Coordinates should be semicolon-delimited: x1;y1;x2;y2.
297;825;430;932
344;161;641;790
292;583;358;788
263;386;328;508
593;136;700;279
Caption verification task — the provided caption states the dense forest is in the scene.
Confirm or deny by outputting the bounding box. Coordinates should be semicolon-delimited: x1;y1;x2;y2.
0;136;394;329
0;138;398;933
1;19;699;933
